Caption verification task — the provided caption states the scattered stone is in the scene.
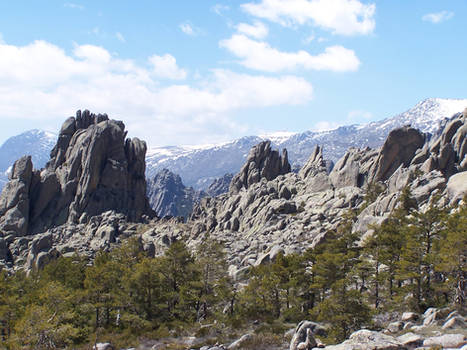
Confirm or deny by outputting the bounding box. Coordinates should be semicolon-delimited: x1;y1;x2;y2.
93;343;113;350
386;321;404;333
396;332;423;347
324;329;401;350
423;334;467;349
401;312;419;322
227;334;252;349
442;316;466;329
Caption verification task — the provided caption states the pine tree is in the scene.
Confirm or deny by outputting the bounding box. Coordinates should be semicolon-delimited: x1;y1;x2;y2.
195;236;231;321
157;241;201;321
437;200;467;307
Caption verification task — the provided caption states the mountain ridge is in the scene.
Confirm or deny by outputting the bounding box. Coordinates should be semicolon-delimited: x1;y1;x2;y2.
1;98;466;193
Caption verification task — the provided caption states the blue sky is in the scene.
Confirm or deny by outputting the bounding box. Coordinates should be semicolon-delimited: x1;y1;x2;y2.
0;0;466;147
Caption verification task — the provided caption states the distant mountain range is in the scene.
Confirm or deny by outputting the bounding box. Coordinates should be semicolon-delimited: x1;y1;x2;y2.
1;98;466;194
146;98;467;189
0;130;56;188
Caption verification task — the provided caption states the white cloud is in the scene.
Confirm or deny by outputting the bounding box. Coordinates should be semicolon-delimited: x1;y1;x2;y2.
149;54;187;80
179;22;204;36
422;11;454;24
64;2;84;10
0;39;313;146
303;34;315;44
220;34;360;72
347;110;372;122
241;0;375;36
180;23;194;35
115;32;126;43
0;33;4;44
313;121;341;131
236;21;269;39
212;4;230;15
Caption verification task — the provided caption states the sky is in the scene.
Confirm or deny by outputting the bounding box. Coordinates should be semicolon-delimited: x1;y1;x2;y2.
0;0;466;147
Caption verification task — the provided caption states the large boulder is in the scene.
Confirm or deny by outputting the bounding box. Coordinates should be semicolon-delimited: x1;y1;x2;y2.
373;126;425;182
447;171;467;203
423;334;467;348
289;321;322;350
324;330;402;350
0;156;33;235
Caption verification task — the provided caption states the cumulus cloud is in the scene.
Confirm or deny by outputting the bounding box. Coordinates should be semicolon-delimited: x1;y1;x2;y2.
0;40;313;146
236;21;269;39
149;54;187;80
241;0;375;36
422;11;454;24
220;34;360;72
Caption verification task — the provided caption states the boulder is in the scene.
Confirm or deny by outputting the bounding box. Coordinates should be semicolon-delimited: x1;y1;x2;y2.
93;343;113;350
423;334;467;349
227;334;252;349
447;171;467;203
373;126;425;182
442;316;466;329
289;321;320;350
386;321;404;333
422;310;443;326
0;156;33;235
396;332;423;347
401;312;419;322
324;330;402;350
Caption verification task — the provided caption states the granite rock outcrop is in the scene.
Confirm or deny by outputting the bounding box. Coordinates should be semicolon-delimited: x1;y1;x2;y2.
0;110;156;270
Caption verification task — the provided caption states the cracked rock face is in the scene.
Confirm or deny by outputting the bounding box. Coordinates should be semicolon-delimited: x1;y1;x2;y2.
0;110;154;237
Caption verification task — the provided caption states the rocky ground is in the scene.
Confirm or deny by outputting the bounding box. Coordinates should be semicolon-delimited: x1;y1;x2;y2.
90;306;466;350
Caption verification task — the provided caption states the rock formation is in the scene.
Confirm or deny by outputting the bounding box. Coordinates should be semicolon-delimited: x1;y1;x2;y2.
373;126;426;181
0;110;154;237
164;112;467;278
147;169;203;219
206;173;233;197
289;321;324;350
2;108;467;273
229;141;291;194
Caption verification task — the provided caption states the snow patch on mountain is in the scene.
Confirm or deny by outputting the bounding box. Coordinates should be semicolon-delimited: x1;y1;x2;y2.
146;98;467;189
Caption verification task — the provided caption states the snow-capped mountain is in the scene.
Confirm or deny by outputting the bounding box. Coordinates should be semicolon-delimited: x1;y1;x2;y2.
147;98;467;189
0;130;57;189
1;98;466;193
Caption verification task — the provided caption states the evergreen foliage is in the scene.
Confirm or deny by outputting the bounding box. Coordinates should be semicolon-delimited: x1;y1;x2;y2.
0;194;465;348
